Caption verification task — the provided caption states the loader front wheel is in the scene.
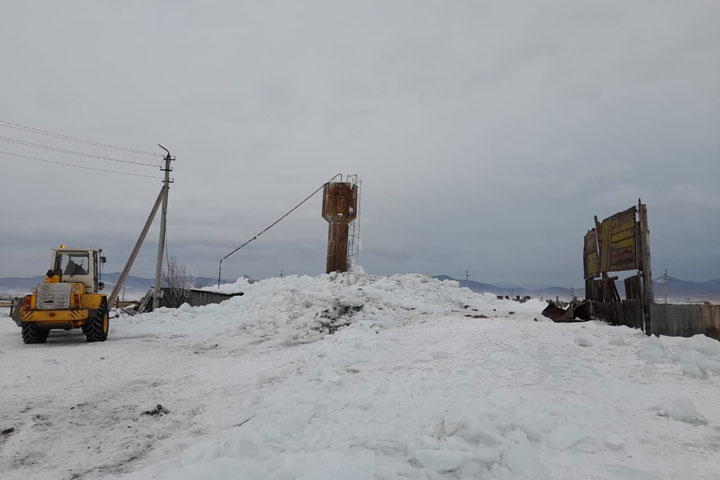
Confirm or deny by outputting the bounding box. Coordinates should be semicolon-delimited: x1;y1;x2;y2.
22;323;49;344
84;299;109;342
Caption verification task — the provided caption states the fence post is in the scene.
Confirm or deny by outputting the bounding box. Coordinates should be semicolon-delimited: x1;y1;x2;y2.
638;201;654;334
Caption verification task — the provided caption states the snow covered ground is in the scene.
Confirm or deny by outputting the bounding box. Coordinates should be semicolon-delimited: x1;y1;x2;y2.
1;273;719;480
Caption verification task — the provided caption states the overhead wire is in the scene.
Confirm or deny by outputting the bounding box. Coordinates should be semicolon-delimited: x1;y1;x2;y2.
0;119;162;157
0;135;160;167
0;150;162;179
217;173;343;285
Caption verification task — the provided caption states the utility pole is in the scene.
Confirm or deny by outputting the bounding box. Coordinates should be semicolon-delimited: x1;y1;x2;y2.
280;269;284;278
465;270;469;282
107;187;166;308
664;269;668;304
153;146;174;310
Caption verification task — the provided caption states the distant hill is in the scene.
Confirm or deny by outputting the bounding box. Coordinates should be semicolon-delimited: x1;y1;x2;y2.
0;273;222;300
0;276;47;297
101;273;220;293
433;275;505;294
654;276;720;301
435;274;720;302
3;273;718;302
433;275;577;299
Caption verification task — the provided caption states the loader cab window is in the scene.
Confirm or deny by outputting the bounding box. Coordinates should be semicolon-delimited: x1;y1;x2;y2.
56;252;89;276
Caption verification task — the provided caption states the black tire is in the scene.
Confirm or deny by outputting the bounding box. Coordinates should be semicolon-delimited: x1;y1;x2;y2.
83;299;109;342
22;323;49;344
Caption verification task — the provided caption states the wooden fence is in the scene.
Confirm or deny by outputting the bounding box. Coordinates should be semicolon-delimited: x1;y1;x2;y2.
582;202;719;340
159;288;244;309
649;303;720;338
594;300;720;339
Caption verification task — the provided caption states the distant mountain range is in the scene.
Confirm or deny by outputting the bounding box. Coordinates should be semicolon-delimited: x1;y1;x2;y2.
433;275;720;302
2;273;718;302
0;273;221;300
433;275;580;299
657;276;720;300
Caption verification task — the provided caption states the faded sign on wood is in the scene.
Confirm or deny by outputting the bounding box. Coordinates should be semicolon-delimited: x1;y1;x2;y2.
583;230;600;279
585;206;639;279
582;200;664;336
598;207;639;273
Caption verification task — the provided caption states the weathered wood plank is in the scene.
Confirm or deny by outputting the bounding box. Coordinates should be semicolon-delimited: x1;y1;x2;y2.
648;303;711;337
701;305;720;338
638;202;654;303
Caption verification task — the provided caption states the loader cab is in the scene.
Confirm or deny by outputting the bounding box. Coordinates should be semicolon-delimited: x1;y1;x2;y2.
51;247;106;293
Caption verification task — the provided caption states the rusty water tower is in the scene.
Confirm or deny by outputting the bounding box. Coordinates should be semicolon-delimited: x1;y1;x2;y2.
322;181;358;273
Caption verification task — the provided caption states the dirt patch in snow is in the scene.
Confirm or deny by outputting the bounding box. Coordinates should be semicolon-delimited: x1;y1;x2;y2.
142;404;170;417
317;302;364;334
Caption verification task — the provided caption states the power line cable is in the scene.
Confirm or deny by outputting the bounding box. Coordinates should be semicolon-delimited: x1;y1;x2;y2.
0;150;162;179
0;135;160;167
0;119;162;157
217;173;343;285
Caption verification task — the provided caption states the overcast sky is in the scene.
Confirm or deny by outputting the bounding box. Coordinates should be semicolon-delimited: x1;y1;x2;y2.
0;0;718;288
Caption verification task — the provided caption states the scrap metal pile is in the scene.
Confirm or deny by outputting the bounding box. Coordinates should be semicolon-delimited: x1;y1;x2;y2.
541;300;591;323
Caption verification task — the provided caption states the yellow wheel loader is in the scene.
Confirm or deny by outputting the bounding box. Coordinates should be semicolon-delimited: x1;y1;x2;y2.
12;246;110;344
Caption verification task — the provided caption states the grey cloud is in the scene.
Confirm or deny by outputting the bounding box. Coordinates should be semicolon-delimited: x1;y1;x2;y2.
0;0;718;287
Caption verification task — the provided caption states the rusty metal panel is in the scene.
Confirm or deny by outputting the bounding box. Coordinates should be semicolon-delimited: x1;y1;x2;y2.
326;222;350;274
322;182;358;273
598;207;639;273
322;182;358;224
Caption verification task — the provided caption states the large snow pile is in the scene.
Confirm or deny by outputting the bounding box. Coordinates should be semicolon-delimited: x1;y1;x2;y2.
638;334;720;379
1;272;718;480
184;272;526;346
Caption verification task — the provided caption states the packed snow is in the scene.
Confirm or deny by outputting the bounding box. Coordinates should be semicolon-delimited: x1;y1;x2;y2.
1;272;719;479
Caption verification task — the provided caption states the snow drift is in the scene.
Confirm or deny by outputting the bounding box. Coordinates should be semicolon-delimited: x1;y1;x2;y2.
1;272;718;480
